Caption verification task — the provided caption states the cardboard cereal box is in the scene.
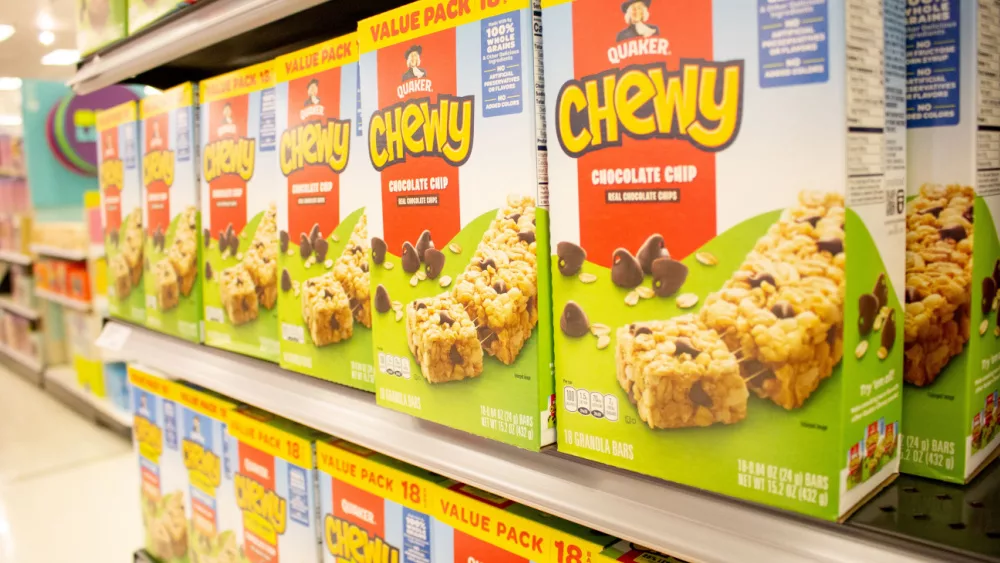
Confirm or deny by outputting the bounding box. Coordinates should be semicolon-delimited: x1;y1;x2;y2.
598;540;687;563
317;438;449;563
200;62;281;361
77;0;126;55
176;383;242;563
360;0;554;450
141;83;203;343
130;365;189;563
903;1;1000;482
99;100;147;325
544;0;906;520
229;406;323;562
275;34;374;390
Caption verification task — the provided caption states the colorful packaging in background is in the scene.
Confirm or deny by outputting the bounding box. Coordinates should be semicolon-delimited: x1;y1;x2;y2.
129;365;190;563
103;361;130;412
77;0;127;55
316;438;449;563
543;0;905;520
903;1;1000;482
275;34;374;391
599;540;687;563
175;383;242;562
128;0;189;33
228;406;322;563
199;62;281;361
141;83;203;343
98;100;147;325
360;0;554;450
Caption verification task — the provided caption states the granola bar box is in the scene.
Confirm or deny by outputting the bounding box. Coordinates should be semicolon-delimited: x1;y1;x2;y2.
544;0;906;520
129;365;189;563
200;62;281;361
142;83;203;343
175;383;243;562
228;406;324;563
360;0;554;450
98;100;147;325
903;1;1000;482
275;34;374;391
317;438;450;563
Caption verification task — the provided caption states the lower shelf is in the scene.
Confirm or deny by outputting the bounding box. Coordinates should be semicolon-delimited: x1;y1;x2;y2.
44;365;132;433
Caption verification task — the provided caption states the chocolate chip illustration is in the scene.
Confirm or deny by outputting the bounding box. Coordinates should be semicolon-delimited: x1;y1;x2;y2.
689;380;712;408
478;325;498;347
920;206;944;218
771;302;795;319
279;230;289;253
858;293;878;336
479;258;497;271
797;216;821;228
526;295;536;313
314;238;329;262
371;237;387;265
749;272;777;289
817;238;844;255
323;289;334;299
203;228;211;248
401;242;420;273
556;241;586;276
965;206;974;223
226;223;234;241
218;230;226;249
882;309;896;351
330;315;340;331
449;344;464;365
518;231;536;244
205;262;213;280
984;277;997;315
611;248;644;289
438;311;454;326
560;301;590;337
673;337;701;357
361;262;369;273
281;269;291;292
651;257;688;297
873;273;888;309
508;213;521;223
374;285;391;314
994;259;1000;289
493;280;507;294
424;248;446;279
940;225;967;243
300;234;312;258
632;325;653;336
415;301;426;310
309;223;321;247
636;234;669;275
415;230;434;262
905;286;921;304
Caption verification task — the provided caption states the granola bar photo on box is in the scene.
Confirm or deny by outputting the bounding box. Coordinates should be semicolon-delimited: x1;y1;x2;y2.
361;0;554;450
903;1;1000;483
274;34;375;391
98;100;147;325
199;61;281;361
544;0;906;520
141;83;203;343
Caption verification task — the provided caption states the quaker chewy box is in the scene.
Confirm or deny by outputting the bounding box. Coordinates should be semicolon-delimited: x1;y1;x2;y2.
229;406;323;562
98;100;147;325
200;62;281;361
130;365;189;563
433;480;616;563
275;34;374;390
544;0;906;520
904;1;1000;482
361;0;554;450
142;83;203;343
317;438;449;563
77;0;126;55
175;383;242;563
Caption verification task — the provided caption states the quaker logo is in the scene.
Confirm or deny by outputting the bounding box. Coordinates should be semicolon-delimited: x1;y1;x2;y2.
149;120;164;149
609;0;670;64
617;0;659;42
301;78;325;121
398;44;433;99
218;102;238;137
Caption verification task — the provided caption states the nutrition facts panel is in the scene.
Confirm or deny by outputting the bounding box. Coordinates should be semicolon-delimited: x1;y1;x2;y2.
978;0;1000;196
846;0;887;207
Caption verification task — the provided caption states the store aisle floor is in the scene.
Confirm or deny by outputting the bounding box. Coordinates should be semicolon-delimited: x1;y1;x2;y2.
0;365;141;563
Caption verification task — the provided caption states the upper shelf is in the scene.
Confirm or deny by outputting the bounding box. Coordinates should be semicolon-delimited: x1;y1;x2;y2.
98;321;960;563
70;0;408;94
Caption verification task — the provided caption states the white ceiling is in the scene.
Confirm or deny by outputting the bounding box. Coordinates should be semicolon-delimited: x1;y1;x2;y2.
0;0;77;82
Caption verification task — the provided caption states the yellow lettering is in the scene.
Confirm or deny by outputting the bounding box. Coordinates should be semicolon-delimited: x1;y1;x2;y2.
555;60;744;157
367;95;474;171
234;473;287;535
135;417;163;461
203;138;256;183
279;119;351;176
182;440;221;489
100;158;124;191
324;515;400;563
143;150;175;188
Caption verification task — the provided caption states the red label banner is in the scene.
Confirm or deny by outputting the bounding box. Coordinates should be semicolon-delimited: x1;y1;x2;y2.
144;112;172;236
101;127;122;234
206;95;250;240
453;529;527;563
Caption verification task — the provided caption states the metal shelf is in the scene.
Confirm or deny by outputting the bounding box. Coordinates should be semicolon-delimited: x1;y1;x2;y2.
0;250;32;266
29;245;89;261
34;288;91;311
0;344;43;383
44;365;132;434
0;297;40;320
99;321;960;563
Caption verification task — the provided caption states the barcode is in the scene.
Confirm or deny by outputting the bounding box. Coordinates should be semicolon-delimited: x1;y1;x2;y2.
886;189;904;216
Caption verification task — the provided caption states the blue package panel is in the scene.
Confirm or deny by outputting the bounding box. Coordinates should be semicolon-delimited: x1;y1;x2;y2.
906;0;960;127
758;0;829;88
